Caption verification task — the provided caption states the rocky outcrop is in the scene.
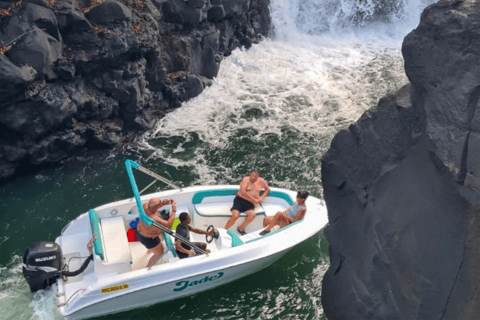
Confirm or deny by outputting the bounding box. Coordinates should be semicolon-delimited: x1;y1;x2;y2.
321;0;480;319
0;0;270;179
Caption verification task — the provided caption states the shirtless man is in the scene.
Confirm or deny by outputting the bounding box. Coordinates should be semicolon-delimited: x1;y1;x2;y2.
224;169;270;235
136;198;176;267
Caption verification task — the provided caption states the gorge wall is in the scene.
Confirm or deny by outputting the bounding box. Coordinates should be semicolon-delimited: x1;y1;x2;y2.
321;0;480;319
0;0;270;179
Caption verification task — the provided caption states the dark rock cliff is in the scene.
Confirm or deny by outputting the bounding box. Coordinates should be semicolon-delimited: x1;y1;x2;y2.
321;0;480;319
0;0;270;179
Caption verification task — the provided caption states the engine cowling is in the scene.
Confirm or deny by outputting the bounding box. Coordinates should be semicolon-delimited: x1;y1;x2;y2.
22;241;63;292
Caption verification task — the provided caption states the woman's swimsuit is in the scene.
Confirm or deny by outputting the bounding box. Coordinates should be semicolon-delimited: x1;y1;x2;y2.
285;203;306;220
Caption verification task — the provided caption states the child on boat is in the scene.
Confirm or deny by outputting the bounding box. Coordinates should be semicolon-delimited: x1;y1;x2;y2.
175;212;213;259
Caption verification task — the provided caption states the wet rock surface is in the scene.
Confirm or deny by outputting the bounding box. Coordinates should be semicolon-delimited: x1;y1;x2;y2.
0;0;270;180
321;1;480;319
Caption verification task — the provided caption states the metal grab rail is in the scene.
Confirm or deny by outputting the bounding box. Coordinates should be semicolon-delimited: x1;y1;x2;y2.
152;221;208;256
124;159;207;262
125;159;182;226
136;166;182;191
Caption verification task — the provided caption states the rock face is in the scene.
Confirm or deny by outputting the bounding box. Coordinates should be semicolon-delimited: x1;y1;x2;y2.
0;0;270;179
321;0;480;319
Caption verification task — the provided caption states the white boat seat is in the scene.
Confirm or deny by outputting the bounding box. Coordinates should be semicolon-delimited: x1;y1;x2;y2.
260;203;288;217
195;200;265;217
89;210;131;275
192;189;295;218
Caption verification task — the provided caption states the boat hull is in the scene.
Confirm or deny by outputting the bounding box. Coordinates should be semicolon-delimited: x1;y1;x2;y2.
61;248;290;320
55;184;328;319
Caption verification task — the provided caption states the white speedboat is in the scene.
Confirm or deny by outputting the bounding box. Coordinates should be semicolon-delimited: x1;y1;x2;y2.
22;160;329;319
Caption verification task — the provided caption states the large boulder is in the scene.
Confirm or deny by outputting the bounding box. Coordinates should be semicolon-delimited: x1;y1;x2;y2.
321;1;480;319
6;28;63;78
403;0;480;199
222;0;250;17
0;55;36;99
0;0;272;180
85;0;132;25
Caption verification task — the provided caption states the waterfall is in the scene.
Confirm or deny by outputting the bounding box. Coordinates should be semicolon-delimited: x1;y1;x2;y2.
271;0;435;40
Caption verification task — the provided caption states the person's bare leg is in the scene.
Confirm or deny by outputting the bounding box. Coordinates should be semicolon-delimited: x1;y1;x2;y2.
265;212;289;231
199;243;211;254
146;244;164;268
263;216;274;227
238;210;255;231
225;210;240;229
265;213;281;231
276;214;290;228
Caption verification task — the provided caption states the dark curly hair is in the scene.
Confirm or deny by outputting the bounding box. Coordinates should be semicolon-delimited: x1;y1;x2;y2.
297;190;309;200
179;212;189;222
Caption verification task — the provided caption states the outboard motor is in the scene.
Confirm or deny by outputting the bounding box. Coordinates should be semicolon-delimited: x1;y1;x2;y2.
23;241;63;292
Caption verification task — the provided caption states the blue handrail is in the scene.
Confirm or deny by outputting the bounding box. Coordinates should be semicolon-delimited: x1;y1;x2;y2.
125;160;153;226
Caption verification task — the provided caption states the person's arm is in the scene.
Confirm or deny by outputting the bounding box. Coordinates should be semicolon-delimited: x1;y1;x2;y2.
291;207;306;223
258;179;270;203
165;199;176;228
152;199;176;228
190;227;214;236
175;239;196;256
236;177;259;204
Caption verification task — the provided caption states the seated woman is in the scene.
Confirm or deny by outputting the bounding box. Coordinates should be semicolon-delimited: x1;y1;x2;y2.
259;191;309;236
175;212;212;259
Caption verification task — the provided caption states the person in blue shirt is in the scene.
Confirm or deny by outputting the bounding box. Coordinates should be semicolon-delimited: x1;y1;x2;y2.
259;190;308;236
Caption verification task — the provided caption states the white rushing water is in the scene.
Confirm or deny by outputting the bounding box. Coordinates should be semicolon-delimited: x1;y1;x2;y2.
138;0;436;188
14;0;436;318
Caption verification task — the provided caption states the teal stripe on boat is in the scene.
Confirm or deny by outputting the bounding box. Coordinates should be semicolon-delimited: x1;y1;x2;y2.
192;189;294;205
267;191;295;205
192;189;239;205
246;219;304;244
227;229;244;247
88;209;105;260
125;160;153;226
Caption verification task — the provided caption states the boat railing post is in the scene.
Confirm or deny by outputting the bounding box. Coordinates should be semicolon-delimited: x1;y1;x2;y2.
148;240;177;269
152;221;208;255
136;166;182;191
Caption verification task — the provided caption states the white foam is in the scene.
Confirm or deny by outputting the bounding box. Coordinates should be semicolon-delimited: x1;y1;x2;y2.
0;256;61;320
134;0;437;186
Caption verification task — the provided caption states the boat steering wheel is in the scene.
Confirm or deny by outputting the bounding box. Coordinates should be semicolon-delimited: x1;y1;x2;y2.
206;225;216;244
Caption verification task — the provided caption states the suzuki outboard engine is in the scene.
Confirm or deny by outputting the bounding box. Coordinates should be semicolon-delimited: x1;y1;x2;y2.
23;241;63;292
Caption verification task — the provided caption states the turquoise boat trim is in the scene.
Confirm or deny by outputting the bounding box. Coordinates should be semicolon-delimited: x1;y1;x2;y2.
125;160;153;226
192;189;294;206
267;191;295;205
246;219;304;244
164;233;177;257
192;189;239;205
227;229;244;247
88;209;105;260
195;210;266;218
